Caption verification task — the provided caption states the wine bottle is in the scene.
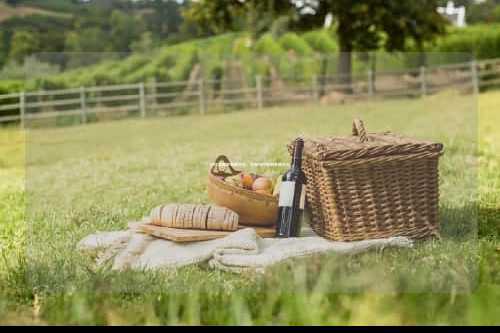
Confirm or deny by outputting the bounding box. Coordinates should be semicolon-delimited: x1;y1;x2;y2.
276;138;306;238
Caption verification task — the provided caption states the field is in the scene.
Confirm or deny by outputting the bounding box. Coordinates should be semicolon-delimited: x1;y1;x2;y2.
0;2;70;23
0;90;498;325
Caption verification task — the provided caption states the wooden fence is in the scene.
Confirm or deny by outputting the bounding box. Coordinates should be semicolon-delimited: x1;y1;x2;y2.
1;58;499;128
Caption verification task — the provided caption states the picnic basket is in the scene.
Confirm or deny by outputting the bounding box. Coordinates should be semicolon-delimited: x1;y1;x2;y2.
289;119;444;241
207;155;278;227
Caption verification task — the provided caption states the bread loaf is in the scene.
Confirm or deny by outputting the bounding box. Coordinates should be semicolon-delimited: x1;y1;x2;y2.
150;204;238;231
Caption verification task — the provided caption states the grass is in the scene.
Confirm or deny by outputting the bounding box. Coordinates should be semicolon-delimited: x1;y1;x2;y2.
0;90;499;325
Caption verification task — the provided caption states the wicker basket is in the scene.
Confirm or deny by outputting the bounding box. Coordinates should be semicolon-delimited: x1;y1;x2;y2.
207;155;278;227
290;119;444;241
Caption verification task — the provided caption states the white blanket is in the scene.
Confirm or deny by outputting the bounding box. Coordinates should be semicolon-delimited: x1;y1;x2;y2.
78;226;413;273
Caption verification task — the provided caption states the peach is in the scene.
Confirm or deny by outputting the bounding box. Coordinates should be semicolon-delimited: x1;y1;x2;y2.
240;173;256;189
252;177;273;193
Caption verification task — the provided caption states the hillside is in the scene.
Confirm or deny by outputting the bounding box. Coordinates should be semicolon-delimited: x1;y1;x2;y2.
0;2;71;23
0;0;499;96
0;0;189;72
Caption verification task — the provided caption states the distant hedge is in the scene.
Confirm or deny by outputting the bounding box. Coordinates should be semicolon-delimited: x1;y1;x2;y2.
431;24;500;60
2;26;500;95
302;30;337;54
0;80;25;94
278;32;314;56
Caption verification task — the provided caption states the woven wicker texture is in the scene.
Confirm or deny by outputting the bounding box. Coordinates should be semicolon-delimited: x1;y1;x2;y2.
289;119;444;241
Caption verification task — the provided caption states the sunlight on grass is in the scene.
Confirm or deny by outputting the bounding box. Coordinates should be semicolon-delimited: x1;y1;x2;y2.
0;90;498;325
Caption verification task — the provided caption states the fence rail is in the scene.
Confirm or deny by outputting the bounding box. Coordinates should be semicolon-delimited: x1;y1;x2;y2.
1;57;500;128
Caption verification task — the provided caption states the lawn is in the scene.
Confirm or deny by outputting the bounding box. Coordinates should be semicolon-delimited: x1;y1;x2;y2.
0;90;498;325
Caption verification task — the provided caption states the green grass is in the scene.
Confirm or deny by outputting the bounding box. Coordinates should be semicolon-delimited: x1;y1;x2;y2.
0;90;499;325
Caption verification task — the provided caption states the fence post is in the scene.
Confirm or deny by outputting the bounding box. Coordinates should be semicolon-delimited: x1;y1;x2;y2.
79;86;87;123
198;79;205;115
420;66;427;97
470;60;479;95
151;78;158;111
312;75;319;101
139;82;146;118
19;92;25;129
367;70;374;96
256;75;263;109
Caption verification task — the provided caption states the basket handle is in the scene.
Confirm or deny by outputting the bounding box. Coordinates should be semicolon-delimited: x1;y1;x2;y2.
352;118;369;143
210;155;241;177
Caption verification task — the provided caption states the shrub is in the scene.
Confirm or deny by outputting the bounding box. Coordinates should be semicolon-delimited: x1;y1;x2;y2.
0;81;24;94
112;55;150;78
278;32;313;56
0;56;61;81
32;77;67;91
254;33;284;59
431;24;500;61
168;44;198;81
303;30;337;54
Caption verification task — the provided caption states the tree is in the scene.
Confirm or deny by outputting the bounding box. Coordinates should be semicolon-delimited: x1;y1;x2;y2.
467;0;500;23
65;28;110;53
494;5;500;22
8;30;39;64
291;0;447;91
183;0;293;38
183;0;447;92
130;31;154;54
0;31;8;69
110;10;146;52
145;0;186;40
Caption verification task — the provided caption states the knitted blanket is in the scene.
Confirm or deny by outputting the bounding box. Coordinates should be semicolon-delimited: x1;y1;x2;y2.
78;226;413;273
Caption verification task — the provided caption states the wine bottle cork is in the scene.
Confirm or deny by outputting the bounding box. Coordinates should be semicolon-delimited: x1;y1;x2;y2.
150;204;238;231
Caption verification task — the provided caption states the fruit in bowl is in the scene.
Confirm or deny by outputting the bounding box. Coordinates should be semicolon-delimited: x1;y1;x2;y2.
222;172;276;196
252;177;273;195
241;172;257;189
208;155;278;227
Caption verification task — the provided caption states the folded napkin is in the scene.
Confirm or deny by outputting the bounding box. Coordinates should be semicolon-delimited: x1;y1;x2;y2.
78;226;413;273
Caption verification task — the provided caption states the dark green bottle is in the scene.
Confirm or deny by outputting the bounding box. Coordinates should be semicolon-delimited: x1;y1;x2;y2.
276;138;305;238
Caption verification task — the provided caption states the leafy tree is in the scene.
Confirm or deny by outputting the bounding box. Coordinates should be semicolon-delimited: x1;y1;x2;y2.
110;10;146;52
65;28;110;53
494;5;500;22
184;0;447;91
0;31;8;68
0;1;198;69
145;0;186;40
8;30;39;64
183;0;293;38
292;0;447;90
130;32;154;54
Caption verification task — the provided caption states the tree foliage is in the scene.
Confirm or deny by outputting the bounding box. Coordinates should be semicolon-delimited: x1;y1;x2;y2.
183;0;294;38
183;0;447;89
8;30;39;64
0;0;192;69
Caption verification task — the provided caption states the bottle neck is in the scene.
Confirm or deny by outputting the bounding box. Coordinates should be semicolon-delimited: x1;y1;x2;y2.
291;139;304;171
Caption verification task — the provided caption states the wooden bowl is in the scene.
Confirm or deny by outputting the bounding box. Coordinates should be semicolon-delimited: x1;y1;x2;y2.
208;155;278;227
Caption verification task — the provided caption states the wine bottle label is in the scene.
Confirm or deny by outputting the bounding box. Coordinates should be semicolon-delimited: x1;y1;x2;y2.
299;185;306;210
278;181;295;207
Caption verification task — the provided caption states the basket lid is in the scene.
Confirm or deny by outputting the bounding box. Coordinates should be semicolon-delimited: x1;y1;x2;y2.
295;119;444;161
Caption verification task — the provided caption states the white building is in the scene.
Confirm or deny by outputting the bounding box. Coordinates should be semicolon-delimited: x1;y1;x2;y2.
437;1;466;27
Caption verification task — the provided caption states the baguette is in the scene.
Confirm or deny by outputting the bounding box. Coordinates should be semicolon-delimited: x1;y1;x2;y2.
150;203;238;231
